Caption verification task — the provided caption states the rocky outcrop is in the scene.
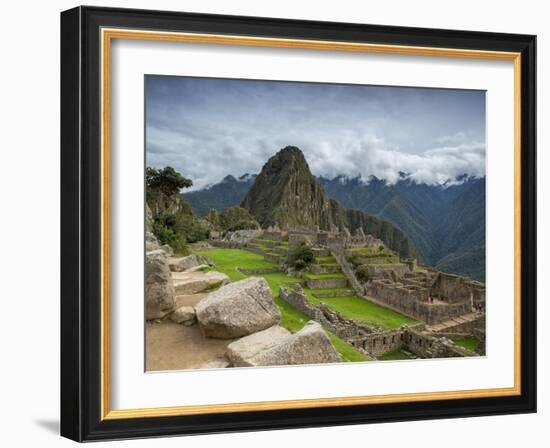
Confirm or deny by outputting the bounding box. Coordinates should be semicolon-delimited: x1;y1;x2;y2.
226;325;291;367
146;203;154;232
195;277;280;339
172;270;230;295
228;321;341;366
169;255;200;272
145;249;175;319
159;244;174;257
170;306;196;325
146;231;160;252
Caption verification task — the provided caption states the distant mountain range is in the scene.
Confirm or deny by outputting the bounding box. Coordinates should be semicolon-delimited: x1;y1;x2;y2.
318;175;486;281
184;174;257;216
183;152;485;281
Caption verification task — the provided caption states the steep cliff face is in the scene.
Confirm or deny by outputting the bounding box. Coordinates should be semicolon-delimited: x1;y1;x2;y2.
146;184;208;249
241;146;415;258
241;147;333;229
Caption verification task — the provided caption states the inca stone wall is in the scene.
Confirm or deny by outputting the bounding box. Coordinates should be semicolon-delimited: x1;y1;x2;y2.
404;328;474;358
355;329;406;356
305;277;348;289
279;285;376;340
437;314;486;334
430;272;473;304
366;279;471;324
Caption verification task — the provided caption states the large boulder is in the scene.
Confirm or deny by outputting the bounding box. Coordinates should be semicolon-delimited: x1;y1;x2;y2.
200;359;230;369
145;249;175;319
169;254;200;272
172;271;230;295
195;277;280;339
170;306;196;325
233;321;341;367
226;325;291;367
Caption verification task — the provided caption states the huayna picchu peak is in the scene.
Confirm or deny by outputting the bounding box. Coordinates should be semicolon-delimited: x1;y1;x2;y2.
241;146;415;259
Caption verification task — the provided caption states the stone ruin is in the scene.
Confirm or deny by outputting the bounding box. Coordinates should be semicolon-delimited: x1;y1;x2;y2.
279;284;477;359
365;271;486;326
206;225;486;360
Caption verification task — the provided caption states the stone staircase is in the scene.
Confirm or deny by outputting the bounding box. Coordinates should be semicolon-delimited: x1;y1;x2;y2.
425;312;483;333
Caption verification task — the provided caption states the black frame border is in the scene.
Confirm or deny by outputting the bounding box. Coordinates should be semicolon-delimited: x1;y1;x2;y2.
60;6;536;442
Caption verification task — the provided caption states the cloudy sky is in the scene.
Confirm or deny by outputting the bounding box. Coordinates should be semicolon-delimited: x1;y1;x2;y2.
145;75;486;190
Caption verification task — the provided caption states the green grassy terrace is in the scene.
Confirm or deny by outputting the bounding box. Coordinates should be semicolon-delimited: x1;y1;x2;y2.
306;293;419;330
302;272;346;280
452;336;479;352
348;248;396;257
254;238;288;246
309;287;354;296
196;248;418;332
193;248;370;362
314;256;336;263
365;262;407;267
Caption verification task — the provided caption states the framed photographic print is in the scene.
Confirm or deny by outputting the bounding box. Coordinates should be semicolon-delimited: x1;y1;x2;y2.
60;6;537;442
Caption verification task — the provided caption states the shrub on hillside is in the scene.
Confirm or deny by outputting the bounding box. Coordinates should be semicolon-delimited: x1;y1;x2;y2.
152;216;188;254
152;209;209;254
287;242;315;271
355;265;372;283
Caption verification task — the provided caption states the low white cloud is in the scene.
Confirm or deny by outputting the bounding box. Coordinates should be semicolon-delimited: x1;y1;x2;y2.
147;126;485;189
145;76;486;190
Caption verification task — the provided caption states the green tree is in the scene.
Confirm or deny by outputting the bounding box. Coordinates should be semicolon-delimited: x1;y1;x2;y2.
355;265;371;283
220;207;259;232
287;242;315;270
204;208;221;229
146;166;208;254
146;166;193;196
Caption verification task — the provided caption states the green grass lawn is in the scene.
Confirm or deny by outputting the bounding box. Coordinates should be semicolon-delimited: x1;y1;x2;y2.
307;294;419;330
378;349;417;361
194;248;369;362
197;248;417;330
303;272;346;279
315;256;336;263
249;243;272;252
452;336;479;352
366;262;406;267
309;287;354;297
196;248;275;280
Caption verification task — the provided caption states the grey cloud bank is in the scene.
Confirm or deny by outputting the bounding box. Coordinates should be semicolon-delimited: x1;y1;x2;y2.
145;76;486;190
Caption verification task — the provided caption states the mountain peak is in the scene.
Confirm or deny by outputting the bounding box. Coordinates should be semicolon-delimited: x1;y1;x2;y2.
222;174;237;183
241;145;322;229
241;146;416;258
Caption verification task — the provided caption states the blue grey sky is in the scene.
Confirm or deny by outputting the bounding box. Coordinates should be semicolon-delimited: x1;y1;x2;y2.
146;75;485;190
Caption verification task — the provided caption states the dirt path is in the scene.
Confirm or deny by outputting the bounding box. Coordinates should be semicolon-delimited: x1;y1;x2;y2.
146;292;233;371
